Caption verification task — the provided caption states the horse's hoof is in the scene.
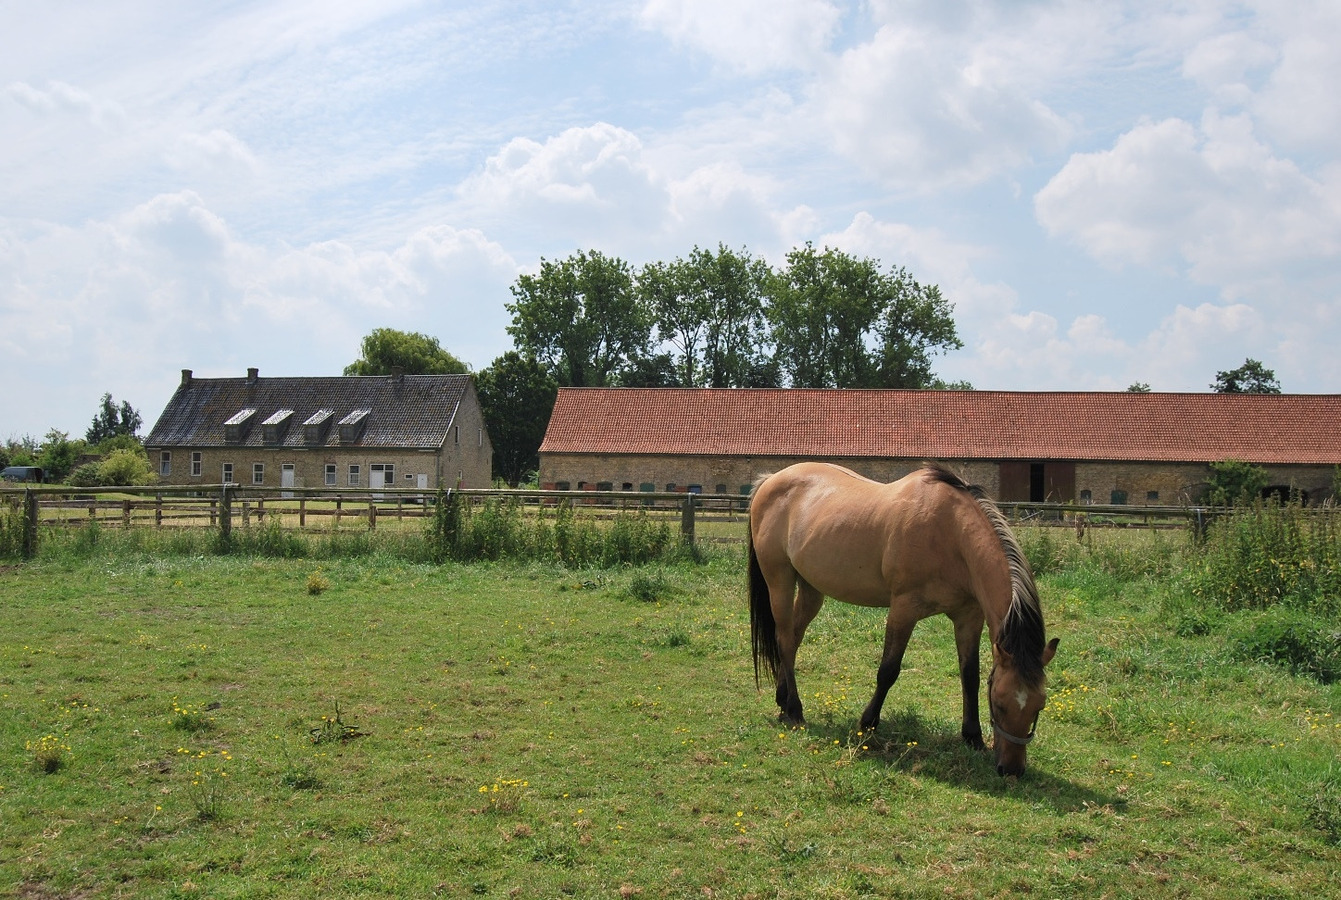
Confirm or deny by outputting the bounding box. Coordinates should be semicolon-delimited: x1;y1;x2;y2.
777;712;805;728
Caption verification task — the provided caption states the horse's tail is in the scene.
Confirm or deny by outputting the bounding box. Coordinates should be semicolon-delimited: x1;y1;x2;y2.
748;510;781;689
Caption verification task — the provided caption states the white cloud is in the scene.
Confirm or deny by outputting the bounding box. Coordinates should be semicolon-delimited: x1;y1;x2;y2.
640;0;841;74
4;80;125;127
0;194;520;437
1035;112;1341;291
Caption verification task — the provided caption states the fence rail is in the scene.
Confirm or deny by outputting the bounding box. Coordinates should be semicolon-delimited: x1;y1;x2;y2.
2;483;1243;560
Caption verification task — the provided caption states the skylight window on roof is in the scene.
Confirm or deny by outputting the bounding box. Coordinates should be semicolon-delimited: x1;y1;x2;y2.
224;408;257;444
262;409;294;445
338;408;372;444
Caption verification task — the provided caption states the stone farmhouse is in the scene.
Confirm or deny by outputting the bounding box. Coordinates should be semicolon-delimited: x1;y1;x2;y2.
538;388;1341;505
145;368;492;491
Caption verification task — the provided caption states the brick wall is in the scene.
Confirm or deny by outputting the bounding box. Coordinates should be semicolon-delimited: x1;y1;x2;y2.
540;453;1336;504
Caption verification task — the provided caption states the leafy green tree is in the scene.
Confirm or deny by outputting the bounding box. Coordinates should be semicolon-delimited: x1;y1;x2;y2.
86;393;142;444
1206;459;1271;506
37;429;84;482
1126;382;1152;392
765;244;961;388
615;352;682;388
1211;359;1281;394
640;245;772;388
475;352;559;486
344;328;469;376
506;250;650;387
928;378;974;390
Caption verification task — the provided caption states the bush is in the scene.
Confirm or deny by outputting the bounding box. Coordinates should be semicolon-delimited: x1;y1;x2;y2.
1206;459;1270;507
99;448;156;486
67;462;105;488
1229;606;1341;684
1184;502;1341;616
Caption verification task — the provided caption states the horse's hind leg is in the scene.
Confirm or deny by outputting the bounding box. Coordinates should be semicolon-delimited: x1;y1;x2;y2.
953;611;986;750
772;576;824;725
858;606;917;733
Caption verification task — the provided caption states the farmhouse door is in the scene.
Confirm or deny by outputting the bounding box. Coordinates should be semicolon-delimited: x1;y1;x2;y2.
281;463;295;498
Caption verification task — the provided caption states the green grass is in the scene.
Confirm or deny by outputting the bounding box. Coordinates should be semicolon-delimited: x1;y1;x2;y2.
1;545;1338;898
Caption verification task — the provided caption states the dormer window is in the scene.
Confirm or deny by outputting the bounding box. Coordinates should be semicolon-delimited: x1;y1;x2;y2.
224;408;257;444
338;409;371;444
303;409;334;446
262;409;294;445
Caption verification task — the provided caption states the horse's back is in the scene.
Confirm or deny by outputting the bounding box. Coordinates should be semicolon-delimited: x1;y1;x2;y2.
752;463;968;607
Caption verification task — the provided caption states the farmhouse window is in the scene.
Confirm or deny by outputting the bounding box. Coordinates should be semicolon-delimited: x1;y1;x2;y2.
252;463;265;485
222;463;233;483
190;452;202;477
324;464;337;486
348;464;361;486
159;451;171;477
454;426;459;444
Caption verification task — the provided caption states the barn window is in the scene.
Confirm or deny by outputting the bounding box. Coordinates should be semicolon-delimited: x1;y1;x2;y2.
252;463;265;485
1079;489;1092;503
190;452;202;477
1147;491;1159;502
324;464;337;486
1110;490;1128;505
715;484;727;494
159;451;171;477
222;462;233;483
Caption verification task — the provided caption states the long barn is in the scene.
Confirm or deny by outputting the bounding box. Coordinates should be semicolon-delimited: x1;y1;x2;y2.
538;388;1341;505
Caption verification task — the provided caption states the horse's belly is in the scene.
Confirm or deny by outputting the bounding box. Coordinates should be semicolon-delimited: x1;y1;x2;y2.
791;549;891;607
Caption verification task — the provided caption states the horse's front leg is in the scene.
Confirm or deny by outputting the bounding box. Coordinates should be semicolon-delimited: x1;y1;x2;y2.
858;608;917;733
952;611;986;750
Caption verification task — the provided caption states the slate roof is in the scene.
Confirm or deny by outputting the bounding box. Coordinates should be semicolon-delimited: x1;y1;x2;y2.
146;372;472;450
539;388;1341;465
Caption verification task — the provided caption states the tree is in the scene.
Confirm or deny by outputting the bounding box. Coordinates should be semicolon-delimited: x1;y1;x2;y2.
1206;459;1270;506
37;429;83;482
765;244;961;388
344;328;469;376
1126;382;1151;393
1211;359;1281;394
86;393;142;444
640;245;772;388
506;250;650;387
475;352;558;486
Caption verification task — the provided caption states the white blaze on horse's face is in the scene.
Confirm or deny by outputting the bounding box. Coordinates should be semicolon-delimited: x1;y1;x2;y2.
1014;688;1029;711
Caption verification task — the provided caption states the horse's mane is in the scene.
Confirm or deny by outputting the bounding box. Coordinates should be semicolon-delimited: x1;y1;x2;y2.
920;463;1047;688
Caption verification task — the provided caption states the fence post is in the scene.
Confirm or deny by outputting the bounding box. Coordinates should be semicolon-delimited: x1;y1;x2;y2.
155;493;163;529
368;500;377;531
219;485;233;543
22;489;38;559
122;499;132;528
680;494;696;545
299;497;306;528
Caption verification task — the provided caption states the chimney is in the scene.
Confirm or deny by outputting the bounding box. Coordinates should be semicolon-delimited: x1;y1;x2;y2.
247;367;259;384
181;368;193;387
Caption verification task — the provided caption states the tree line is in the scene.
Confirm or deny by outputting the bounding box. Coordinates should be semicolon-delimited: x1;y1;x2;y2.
343;243;967;484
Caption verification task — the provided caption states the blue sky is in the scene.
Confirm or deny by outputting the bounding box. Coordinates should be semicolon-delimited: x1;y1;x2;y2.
3;1;1339;439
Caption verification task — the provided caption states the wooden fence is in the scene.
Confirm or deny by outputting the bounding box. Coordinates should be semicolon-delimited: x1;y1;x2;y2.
2;483;1223;560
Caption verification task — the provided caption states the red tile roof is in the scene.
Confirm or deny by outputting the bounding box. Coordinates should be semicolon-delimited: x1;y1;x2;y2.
539;388;1341;465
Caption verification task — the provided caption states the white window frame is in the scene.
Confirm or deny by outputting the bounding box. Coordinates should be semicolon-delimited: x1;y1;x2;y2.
324;464;337;486
222;462;234;483
252;462;265;485
159;451;172;477
190;451;202;477
348;464;361;487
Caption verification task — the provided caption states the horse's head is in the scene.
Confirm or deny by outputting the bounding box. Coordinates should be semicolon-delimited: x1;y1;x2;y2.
988;637;1059;776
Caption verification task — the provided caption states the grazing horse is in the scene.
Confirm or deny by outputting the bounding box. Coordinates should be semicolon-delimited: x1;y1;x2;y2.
748;462;1059;776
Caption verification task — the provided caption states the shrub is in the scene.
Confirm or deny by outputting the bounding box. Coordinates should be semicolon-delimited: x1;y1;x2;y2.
1206;459;1270;507
99;448;156;486
67;462;105;487
1184;502;1341;616
1229;606;1341;684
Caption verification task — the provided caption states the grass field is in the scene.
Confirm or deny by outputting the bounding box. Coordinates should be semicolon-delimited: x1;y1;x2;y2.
2;533;1339;898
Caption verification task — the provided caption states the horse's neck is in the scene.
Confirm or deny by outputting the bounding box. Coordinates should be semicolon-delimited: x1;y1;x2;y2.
961;523;1016;639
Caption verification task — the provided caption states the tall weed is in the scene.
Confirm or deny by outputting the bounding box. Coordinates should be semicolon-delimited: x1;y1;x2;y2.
0;497;24;558
1184;502;1341;616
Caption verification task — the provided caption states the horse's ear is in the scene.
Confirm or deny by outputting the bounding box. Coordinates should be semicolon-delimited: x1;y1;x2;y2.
991;641;1011;667
1041;637;1059;667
